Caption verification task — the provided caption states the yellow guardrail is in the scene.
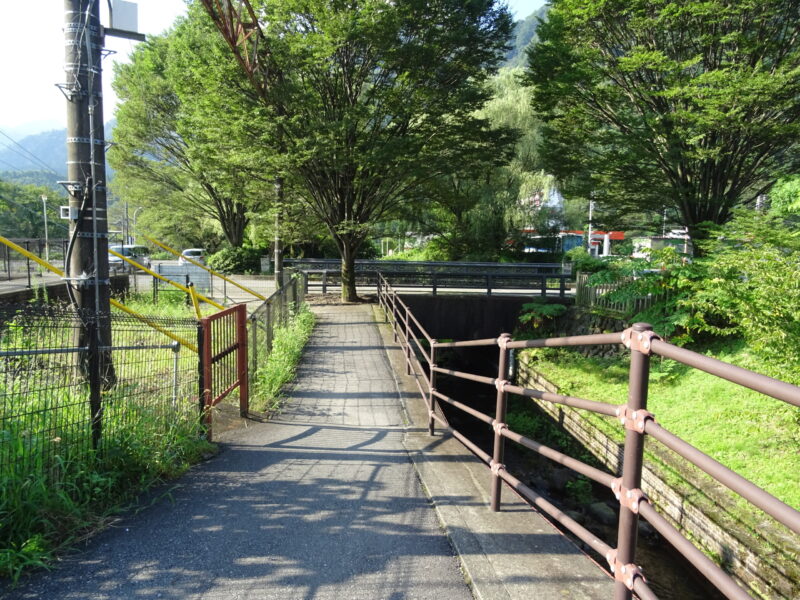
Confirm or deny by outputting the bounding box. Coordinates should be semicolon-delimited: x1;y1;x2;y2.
0;235;198;353
108;248;224;310
141;234;268;301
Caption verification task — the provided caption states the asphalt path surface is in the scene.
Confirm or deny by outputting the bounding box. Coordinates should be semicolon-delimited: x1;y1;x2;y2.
2;304;472;600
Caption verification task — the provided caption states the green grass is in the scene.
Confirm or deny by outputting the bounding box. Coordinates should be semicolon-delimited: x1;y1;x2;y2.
118;291;216;318
0;307;215;582
251;305;316;413
519;340;800;509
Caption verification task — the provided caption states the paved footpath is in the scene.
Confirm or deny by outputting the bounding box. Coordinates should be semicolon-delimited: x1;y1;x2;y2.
3;304;472;600
3;302;611;600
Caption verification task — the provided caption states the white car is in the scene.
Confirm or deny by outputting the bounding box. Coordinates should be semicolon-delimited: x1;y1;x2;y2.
178;248;206;265
108;245;152;271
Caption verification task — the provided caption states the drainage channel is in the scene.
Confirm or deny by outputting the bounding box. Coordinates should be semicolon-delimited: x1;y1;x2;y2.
435;349;725;600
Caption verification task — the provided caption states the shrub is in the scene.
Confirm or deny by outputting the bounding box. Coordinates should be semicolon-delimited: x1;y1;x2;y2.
564;246;607;273
516;299;567;337
207;246;268;274
687;212;800;381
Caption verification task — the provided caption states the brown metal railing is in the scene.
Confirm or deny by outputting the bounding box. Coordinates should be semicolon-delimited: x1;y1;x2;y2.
377;273;800;600
199;303;249;440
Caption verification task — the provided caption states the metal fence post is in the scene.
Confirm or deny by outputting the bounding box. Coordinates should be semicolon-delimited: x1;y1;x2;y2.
490;333;511;512
87;319;103;450
322;270;328;294
614;322;652;600
198;316;213;440
237;304;249;418
428;341;437;436
265;302;273;353
25;241;31;289
249;316;258;377
171;341;180;409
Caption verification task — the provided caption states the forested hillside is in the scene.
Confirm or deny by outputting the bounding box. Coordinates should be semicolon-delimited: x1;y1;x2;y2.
504;6;548;68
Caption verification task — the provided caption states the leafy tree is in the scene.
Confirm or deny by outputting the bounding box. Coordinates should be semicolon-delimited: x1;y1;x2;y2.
769;176;800;216
203;0;514;300
109;12;270;249
0;179;66;239
526;1;800;247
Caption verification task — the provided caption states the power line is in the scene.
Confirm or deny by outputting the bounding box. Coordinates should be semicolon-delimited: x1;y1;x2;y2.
0;130;62;175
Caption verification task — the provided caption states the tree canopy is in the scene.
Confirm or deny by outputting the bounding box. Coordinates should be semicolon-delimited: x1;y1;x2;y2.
109;10;271;249
203;0;514;299
525;0;800;244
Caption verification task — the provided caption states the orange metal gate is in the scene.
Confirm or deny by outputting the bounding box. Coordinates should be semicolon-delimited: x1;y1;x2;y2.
199;304;249;440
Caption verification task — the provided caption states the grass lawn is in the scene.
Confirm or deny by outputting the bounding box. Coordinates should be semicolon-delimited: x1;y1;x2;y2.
520;339;800;510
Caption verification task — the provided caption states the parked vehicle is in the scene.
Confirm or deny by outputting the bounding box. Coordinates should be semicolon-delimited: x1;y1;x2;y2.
178;248;206;265
108;244;152;271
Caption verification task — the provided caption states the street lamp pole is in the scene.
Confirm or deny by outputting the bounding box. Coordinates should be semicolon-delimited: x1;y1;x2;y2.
41;195;49;264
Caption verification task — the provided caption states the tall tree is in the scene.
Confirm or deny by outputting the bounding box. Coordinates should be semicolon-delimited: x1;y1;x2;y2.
109;15;269;249
525;0;800;245
202;0;514;300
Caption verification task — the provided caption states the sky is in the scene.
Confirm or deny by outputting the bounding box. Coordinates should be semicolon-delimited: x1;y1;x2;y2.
0;0;546;139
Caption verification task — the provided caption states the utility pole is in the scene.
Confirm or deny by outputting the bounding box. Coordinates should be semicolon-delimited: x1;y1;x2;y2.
63;0;115;393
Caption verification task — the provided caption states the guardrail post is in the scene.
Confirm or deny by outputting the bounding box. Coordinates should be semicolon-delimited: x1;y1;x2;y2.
432;273;437;296
490;333;511;512
322;270;328;294
614;322;652;600
428;341;437;435
540;275;547;297
486;273;492;296
559;275;566;298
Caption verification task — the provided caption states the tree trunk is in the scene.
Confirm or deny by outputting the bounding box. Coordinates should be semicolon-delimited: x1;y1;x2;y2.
341;242;358;302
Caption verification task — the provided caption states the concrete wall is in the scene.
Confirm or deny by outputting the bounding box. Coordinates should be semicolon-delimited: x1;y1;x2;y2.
516;355;799;600
0;276;129;305
398;294;571;340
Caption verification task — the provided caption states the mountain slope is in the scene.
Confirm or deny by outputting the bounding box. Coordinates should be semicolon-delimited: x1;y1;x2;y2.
504;5;549;68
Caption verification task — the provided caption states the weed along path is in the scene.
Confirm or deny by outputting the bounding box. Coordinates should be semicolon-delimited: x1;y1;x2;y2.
3;302;611;600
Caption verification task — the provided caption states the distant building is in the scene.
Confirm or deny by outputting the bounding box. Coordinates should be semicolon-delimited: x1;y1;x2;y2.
632;230;692;258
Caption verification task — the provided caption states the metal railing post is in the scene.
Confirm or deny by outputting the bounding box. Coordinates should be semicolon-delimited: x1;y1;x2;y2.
392;291;398;342
237;304;249;418
322;270;328;294
614;322;652;600
490;333;511;512
404;304;412;375
428;340;437;435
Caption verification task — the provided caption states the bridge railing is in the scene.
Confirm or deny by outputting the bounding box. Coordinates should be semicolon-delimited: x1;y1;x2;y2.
376;273;800;600
288;258;572;296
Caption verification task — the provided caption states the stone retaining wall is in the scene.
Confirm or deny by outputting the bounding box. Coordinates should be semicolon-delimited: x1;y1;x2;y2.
516;351;799;600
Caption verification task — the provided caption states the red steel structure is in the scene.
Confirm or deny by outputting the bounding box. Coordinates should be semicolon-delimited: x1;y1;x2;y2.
377;274;800;600
199;304;249;440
